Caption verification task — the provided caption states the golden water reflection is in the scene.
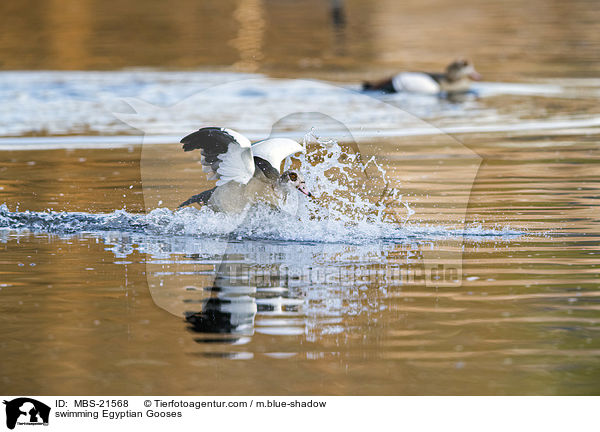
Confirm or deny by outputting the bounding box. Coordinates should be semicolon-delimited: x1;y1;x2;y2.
0;129;599;395
1;0;599;79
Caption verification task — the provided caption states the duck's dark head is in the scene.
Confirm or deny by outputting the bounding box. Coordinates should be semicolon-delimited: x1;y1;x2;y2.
280;170;312;197
446;58;481;82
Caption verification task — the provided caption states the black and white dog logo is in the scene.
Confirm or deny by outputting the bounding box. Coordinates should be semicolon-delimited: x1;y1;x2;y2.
3;398;50;430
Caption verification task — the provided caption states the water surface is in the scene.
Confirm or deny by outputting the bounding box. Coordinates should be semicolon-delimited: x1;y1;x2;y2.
1;113;599;394
1;0;599;396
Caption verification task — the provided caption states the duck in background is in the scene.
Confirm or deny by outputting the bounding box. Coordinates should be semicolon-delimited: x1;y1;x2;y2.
362;58;482;96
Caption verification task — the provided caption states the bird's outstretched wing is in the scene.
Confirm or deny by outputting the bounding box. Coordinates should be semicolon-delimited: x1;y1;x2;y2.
181;127;255;185
251;138;305;173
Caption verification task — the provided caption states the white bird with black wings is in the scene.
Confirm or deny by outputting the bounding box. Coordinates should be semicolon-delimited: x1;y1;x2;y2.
178;127;311;213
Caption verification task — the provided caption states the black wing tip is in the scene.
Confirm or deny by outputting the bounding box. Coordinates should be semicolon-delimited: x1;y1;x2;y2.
180;131;194;149
180;129;207;151
180;127;228;151
181;139;195;151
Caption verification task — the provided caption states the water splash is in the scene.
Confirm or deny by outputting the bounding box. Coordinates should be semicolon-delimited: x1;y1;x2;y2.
0;132;524;242
283;129;408;227
0;203;523;244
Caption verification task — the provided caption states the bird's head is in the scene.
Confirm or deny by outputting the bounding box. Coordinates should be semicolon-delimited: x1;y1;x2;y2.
446;58;481;82
280;170;312;197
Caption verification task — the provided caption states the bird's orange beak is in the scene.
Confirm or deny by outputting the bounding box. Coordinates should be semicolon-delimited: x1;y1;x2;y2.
469;70;482;81
297;184;312;197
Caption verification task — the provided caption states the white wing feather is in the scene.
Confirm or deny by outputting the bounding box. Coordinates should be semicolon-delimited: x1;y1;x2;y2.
222;128;252;148
216;142;255;186
251;138;305;173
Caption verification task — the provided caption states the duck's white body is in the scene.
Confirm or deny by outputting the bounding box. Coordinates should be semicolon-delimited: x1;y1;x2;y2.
391;72;441;94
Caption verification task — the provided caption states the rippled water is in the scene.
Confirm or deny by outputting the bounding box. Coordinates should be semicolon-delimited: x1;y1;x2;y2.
2;84;599;394
1;0;600;396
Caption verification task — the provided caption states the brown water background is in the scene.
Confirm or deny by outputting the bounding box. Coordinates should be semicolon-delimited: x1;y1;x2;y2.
1;0;599;78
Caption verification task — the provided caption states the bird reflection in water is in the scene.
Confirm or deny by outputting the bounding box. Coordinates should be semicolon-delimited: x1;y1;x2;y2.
184;247;304;350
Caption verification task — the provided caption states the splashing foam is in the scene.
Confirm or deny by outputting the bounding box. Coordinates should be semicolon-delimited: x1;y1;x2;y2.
0;134;523;242
0;203;523;243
